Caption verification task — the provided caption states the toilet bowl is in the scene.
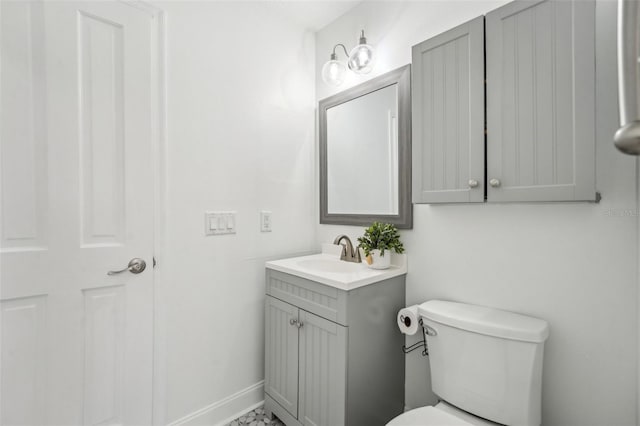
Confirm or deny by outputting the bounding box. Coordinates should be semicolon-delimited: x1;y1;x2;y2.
387;401;499;426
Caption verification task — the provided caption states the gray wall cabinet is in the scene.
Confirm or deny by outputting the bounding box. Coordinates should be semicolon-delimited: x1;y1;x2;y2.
412;0;597;203
264;269;406;426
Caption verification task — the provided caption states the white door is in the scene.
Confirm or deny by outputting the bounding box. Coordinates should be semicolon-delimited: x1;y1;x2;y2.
1;1;156;424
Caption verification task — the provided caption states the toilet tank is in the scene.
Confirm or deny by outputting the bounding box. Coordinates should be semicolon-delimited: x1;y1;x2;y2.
418;300;549;426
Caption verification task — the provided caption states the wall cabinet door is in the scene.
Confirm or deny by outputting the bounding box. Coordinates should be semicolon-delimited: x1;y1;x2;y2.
486;0;596;201
297;310;347;426
412;16;485;203
265;296;299;418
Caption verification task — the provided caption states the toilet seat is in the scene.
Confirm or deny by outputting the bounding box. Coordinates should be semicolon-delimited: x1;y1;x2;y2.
387;406;473;426
386;402;499;426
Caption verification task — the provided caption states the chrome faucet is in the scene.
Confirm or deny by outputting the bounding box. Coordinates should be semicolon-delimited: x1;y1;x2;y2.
333;235;362;263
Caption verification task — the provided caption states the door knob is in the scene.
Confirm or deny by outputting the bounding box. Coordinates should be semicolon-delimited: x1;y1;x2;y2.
489;178;501;188
468;179;479;188
107;258;147;276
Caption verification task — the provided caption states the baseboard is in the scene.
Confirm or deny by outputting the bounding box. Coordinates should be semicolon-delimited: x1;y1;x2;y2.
168;381;264;426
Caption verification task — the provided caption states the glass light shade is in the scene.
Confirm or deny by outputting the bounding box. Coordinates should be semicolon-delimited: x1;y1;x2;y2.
348;43;375;74
322;59;347;86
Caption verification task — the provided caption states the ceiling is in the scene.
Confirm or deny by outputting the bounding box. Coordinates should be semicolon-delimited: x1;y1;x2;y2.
266;1;361;32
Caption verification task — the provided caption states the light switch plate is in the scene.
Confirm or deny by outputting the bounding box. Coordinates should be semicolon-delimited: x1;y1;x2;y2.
205;211;236;236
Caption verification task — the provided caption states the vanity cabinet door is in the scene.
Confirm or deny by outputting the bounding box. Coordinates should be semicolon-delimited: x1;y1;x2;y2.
486;0;596;201
298;310;347;426
412;16;485;203
265;296;299;418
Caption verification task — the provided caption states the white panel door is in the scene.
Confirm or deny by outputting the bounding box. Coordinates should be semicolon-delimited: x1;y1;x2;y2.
1;1;155;425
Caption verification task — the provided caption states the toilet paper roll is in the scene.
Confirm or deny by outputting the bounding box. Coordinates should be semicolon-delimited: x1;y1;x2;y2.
397;305;420;335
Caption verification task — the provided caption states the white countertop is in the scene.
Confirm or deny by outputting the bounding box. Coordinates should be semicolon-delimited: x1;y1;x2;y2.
265;245;407;291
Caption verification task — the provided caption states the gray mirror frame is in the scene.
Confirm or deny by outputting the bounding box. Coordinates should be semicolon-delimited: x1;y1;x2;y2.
319;64;412;229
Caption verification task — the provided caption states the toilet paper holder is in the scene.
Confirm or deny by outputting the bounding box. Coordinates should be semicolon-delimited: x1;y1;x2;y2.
401;318;429;357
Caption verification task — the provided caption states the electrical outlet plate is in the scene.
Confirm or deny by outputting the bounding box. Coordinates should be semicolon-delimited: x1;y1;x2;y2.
260;210;272;232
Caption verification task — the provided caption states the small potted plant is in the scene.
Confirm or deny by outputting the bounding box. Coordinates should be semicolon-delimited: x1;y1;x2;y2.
357;222;405;269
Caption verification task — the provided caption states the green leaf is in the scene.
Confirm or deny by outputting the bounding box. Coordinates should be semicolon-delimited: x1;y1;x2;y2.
356;221;405;257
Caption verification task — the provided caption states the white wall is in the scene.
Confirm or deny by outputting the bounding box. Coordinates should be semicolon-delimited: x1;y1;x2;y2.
315;1;639;425
158;2;317;423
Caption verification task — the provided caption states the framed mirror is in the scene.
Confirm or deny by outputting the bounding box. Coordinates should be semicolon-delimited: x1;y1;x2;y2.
319;65;412;228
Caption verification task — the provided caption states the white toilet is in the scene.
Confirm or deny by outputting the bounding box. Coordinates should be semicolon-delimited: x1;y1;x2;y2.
388;300;550;426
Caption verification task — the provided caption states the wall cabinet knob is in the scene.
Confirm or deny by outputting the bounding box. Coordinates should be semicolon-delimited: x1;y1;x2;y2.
468;179;479;188
489;178;501;188
289;318;303;328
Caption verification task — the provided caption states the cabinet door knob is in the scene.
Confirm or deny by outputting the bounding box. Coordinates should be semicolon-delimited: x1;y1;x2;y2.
289;318;298;327
489;178;501;188
468;179;479;188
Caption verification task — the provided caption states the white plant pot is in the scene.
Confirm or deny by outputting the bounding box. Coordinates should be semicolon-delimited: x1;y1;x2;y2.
365;249;391;269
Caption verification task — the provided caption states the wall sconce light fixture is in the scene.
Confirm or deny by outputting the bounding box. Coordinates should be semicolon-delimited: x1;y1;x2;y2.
321;30;375;86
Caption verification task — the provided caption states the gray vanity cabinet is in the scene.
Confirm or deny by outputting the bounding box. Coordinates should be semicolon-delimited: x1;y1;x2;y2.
412;0;596;203
264;269;405;426
265;295;347;426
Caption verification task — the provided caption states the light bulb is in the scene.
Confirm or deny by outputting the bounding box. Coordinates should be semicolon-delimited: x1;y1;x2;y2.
322;59;346;86
348;44;375;74
348;30;375;74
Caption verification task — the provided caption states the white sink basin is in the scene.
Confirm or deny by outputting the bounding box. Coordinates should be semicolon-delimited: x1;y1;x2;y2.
266;252;407;291
295;258;363;274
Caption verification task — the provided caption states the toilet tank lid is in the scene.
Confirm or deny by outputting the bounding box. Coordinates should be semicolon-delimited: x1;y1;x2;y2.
419;300;550;343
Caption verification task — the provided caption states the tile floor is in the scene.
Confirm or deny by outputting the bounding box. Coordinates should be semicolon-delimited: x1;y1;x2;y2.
226;406;285;426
